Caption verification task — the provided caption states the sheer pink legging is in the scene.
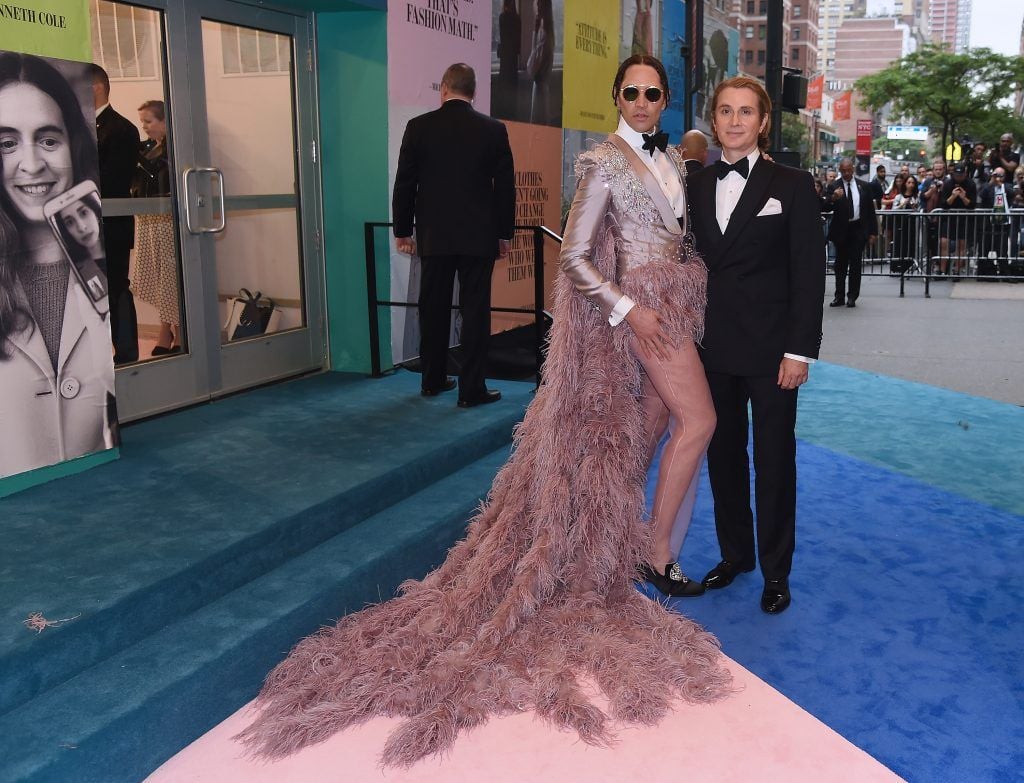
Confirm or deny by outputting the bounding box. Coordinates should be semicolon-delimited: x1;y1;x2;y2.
632;335;717;568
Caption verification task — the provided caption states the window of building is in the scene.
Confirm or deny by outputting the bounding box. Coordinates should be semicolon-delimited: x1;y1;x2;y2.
759;0;767;12
759;24;766;39
794;4;802;16
747;1;755;13
746;25;754;38
758;49;765;65
221;24;291;75
793;28;800;40
91;0;160;79
792;47;800;61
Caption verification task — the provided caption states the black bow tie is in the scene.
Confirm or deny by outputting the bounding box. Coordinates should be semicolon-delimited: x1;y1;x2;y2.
641;131;669;156
716;157;750;180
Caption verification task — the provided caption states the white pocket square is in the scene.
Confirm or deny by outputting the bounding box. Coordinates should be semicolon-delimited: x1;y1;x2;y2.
756;198;783;216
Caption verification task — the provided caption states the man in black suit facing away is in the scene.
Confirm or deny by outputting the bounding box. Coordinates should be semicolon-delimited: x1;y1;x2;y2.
393;63;515;407
89;64;140;364
680;129;709;175
687;76;825;614
823;157;877;308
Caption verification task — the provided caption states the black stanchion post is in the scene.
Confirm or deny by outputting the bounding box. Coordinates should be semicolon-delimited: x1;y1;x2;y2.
532;227;545;388
364;222;383;377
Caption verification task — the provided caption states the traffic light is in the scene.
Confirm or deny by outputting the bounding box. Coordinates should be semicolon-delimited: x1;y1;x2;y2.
781;72;807;113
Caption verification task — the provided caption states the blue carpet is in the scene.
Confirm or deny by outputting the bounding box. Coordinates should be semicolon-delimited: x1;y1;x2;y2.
642;365;1024;783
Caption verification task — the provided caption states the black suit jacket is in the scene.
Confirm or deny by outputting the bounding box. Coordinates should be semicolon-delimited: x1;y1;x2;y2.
689;158;825;376
96;105;140;249
392;99;515;258
822;177;877;243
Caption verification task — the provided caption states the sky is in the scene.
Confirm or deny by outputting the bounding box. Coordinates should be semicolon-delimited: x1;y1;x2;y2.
866;0;1022;56
968;0;1023;56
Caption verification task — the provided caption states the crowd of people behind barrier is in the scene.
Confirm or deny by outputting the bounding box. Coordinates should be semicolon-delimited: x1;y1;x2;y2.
813;133;1023;281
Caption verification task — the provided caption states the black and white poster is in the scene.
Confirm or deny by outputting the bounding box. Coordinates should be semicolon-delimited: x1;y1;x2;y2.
0;50;118;479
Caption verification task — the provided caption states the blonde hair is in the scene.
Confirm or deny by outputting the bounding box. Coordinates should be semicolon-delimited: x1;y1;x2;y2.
709;76;772;151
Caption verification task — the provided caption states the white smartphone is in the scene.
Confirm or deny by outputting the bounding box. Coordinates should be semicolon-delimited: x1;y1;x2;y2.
43;180;109;317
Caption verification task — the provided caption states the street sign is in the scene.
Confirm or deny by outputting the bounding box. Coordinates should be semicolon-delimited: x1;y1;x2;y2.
945;141;963;161
887;125;929;141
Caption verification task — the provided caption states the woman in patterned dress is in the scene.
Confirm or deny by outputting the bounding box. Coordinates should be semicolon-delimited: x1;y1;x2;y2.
132;99;179;356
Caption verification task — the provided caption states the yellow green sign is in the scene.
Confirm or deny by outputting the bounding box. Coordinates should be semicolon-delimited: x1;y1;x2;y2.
563;0;621;133
0;0;90;62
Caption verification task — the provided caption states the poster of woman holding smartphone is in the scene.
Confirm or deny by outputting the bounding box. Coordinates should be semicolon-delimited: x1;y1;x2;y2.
0;51;118;479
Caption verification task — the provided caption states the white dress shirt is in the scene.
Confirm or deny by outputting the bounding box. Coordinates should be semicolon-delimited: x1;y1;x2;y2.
715;148;813;365
606;117;686;325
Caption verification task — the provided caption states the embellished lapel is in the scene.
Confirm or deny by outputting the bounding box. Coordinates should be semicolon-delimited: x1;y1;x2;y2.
718;156;776;256
607;134;682;235
666;146;689;235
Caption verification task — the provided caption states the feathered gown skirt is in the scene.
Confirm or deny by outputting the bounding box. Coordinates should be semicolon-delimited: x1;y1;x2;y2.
237;250;731;768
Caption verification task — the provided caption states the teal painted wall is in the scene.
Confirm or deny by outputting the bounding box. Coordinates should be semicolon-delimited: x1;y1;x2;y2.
317;10;392;373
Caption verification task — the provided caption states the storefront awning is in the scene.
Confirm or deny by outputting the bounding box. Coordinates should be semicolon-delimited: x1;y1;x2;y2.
819;130;839;143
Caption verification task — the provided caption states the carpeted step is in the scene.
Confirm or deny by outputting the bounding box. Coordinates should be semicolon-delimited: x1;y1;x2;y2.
0;372;531;719
0;445;511;783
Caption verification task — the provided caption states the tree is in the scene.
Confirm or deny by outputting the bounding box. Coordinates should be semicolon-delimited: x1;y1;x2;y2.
957;106;1024;150
855;45;1024;165
780;113;811;169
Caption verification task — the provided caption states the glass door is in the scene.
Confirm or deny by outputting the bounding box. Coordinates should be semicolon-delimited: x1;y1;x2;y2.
92;0;324;421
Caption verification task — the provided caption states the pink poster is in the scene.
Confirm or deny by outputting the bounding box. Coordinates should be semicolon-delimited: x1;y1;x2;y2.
387;0;495;365
388;0;492;112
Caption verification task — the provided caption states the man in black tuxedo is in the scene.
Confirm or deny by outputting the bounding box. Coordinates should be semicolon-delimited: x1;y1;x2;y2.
89;64;140;363
823;157;877;307
687;76;825;614
393;63;515;407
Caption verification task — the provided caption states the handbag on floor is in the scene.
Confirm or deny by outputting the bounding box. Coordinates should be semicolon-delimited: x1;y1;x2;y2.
224;288;279;340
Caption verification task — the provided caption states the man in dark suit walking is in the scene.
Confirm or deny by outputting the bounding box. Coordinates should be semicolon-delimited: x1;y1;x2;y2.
687;76;825;614
823;157;877;307
393;63;515;408
89;64;140;363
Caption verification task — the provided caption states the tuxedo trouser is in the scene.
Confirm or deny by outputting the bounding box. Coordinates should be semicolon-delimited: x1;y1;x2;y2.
102;221;139;362
833;223;866;301
704;371;798;582
418;254;494;399
633;336;717;559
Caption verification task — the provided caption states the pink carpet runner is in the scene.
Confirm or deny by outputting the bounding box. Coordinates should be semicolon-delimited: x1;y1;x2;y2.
146;656;903;782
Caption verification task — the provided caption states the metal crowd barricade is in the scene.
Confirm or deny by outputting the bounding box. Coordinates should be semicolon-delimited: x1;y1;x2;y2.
827;208;1024;297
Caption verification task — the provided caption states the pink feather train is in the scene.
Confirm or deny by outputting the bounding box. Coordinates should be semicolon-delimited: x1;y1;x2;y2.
236;194;732;768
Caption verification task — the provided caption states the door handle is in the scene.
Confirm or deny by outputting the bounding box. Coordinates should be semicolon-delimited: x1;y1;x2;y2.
181;166;227;234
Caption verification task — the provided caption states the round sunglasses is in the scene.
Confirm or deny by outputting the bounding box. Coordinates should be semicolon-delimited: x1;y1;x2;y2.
619;84;664;103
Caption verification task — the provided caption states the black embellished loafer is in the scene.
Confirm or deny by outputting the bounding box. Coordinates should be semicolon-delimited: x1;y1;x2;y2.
421;378;456;397
702;559;755;590
760;579;791;614
639;562;705;598
829;297;845;307
457;389;501;408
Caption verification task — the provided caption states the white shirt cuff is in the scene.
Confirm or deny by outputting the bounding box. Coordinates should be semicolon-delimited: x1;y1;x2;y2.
784;353;815;364
609;295;636;326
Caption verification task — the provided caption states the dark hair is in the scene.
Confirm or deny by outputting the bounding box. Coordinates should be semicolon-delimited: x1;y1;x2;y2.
0;53;99;356
138;99;165;121
56;191;103;262
903;175;919;194
87;63;110;95
611;54;671;107
441;63;476;99
709;76;771;150
534;0;553;32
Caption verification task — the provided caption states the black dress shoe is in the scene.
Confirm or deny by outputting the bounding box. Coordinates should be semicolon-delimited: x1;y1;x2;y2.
846;297;856;308
151;345;181;357
457;389;501;408
638;562;705;598
829;297;845;307
760;579;791;614
421;378;456;397
702;559;755;590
